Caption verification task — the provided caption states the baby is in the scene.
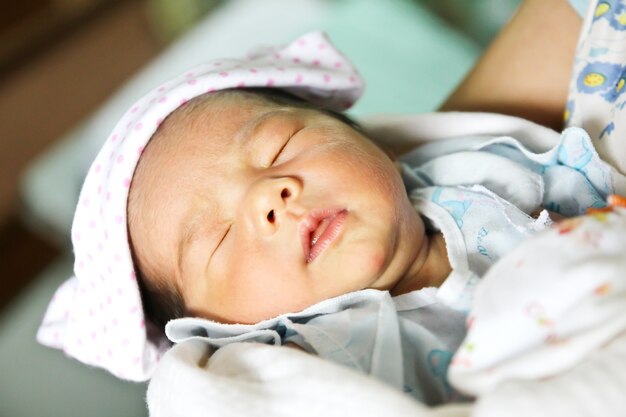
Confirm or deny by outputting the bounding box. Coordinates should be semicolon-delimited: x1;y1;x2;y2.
37;29;626;407
128;87;450;329
37;31;425;382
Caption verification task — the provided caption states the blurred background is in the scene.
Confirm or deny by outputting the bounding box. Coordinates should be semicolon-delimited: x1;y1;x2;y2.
0;0;519;415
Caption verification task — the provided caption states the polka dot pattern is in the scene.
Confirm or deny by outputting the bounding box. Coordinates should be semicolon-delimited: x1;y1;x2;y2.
36;31;364;382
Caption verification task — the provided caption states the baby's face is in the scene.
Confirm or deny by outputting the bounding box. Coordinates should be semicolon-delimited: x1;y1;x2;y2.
129;93;425;324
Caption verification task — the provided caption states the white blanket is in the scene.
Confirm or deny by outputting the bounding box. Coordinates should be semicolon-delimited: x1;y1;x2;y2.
147;336;626;417
147;341;471;417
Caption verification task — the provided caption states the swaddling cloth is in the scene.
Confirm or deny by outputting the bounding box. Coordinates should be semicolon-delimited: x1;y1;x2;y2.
402;126;626;310
166;288;468;405
401;126;621;218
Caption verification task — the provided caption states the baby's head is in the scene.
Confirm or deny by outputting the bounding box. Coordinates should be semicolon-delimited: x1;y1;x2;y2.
37;31;428;381
128;88;425;327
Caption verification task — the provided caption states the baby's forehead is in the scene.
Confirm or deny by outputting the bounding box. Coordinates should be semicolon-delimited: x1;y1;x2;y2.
156;91;298;150
173;89;302;123
137;92;299;183
149;91;270;150
140;88;358;172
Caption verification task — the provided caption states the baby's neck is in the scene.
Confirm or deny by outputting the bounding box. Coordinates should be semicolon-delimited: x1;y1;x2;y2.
389;232;451;296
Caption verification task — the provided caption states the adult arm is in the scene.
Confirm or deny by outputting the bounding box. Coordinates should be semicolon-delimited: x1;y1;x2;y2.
440;0;582;131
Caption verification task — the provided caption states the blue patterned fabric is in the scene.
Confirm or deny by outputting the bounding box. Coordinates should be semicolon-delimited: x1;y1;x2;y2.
566;0;626;173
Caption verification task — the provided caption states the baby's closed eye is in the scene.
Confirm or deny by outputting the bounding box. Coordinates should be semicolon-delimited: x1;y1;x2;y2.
270;126;304;166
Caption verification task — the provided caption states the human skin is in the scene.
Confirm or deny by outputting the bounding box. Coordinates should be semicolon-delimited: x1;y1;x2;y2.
128;92;451;324
440;0;582;132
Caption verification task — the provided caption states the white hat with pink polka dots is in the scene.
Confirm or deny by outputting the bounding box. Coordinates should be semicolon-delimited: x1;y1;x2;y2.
36;31;364;381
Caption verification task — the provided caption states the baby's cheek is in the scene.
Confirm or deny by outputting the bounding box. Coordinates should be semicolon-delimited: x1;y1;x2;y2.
366;251;386;276
345;241;388;287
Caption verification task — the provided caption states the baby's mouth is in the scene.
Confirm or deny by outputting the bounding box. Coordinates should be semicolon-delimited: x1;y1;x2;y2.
300;209;348;263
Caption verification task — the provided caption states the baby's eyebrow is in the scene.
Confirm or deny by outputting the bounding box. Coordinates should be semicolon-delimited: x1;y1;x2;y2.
237;109;292;149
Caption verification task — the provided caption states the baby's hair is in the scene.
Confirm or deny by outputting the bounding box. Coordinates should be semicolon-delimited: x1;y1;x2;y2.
129;87;365;330
136;267;185;331
180;87;364;132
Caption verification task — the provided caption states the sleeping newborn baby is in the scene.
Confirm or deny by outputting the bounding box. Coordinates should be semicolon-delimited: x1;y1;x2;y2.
128;87;449;328
37;32;626;406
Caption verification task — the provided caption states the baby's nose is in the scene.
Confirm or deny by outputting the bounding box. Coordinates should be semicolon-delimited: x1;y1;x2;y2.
252;176;302;235
265;187;293;224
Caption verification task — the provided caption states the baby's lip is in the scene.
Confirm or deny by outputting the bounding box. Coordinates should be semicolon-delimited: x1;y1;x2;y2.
299;208;348;263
